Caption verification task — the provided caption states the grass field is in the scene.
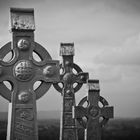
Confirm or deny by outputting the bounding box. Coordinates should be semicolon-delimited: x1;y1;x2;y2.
0;118;140;140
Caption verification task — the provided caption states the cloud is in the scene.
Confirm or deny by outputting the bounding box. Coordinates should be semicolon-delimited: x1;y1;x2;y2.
90;64;122;83
89;33;140;85
94;34;140;66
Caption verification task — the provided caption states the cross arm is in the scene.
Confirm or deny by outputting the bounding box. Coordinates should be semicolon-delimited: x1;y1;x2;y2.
75;106;88;118
75;105;88;129
32;60;60;100
100;106;114;119
74;72;89;84
36;60;60;83
45;60;60;83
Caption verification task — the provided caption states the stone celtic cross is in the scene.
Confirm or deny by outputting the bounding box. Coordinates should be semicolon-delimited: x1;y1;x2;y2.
75;80;113;140
0;8;59;140
53;43;89;140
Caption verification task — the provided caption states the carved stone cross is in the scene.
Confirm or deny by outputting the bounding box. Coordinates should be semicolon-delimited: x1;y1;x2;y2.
0;8;59;140
75;80;113;140
53;43;89;140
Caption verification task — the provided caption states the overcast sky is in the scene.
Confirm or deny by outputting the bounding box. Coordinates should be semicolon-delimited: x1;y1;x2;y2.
0;0;140;118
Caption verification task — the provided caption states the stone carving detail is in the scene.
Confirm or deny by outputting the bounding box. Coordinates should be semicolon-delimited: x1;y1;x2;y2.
14;60;34;81
11;8;35;30
14;133;23;140
43;65;57;77
64;114;74;126
16;109;34;121
15;122;33;135
18;91;31;103
63;129;75;140
17;39;30;50
65;89;73;97
88;81;100;91
14;132;28;140
89;106;100;118
64;100;73;112
60;43;74;56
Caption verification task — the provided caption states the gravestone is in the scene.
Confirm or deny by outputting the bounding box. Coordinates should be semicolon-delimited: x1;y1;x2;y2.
0;8;59;140
0;7;114;140
75;80;113;140
53;43;89;140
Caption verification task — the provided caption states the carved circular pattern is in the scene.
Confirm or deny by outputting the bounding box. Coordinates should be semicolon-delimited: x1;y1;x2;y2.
0;42;53;101
53;63;83;93
89;106;100;118
77;96;109;127
18;91;31;103
63;73;74;85
14;60;34;81
17;39;30;50
43;65;56;77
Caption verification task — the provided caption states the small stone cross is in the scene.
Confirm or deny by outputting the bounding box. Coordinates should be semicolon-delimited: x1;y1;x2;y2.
75;79;113;140
53;43;89;140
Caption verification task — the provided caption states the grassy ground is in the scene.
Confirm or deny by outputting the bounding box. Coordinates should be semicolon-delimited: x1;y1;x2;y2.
0;118;140;140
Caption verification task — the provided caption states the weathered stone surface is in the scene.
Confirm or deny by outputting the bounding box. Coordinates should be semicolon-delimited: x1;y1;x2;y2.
10;8;35;30
64;99;73;112
64;114;74;126
53;43;89;140
60;43;74;56
16;109;34;121
63;129;76;140
75;80;114;140
0;8;60;140
17;38;30;50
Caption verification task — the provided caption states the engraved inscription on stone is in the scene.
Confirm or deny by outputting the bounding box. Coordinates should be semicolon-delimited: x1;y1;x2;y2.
15;122;33;136
64;100;73;112
14;134;22;140
16;109;34;121
89;106;100;118
14;132;34;140
63;129;75;140
64;114;74;126
43;65;58;78
14;132;24;140
14;60;34;81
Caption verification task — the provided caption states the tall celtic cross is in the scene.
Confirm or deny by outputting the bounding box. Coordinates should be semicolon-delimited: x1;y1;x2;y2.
53;43;89;140
75;80;114;140
0;8;59;140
